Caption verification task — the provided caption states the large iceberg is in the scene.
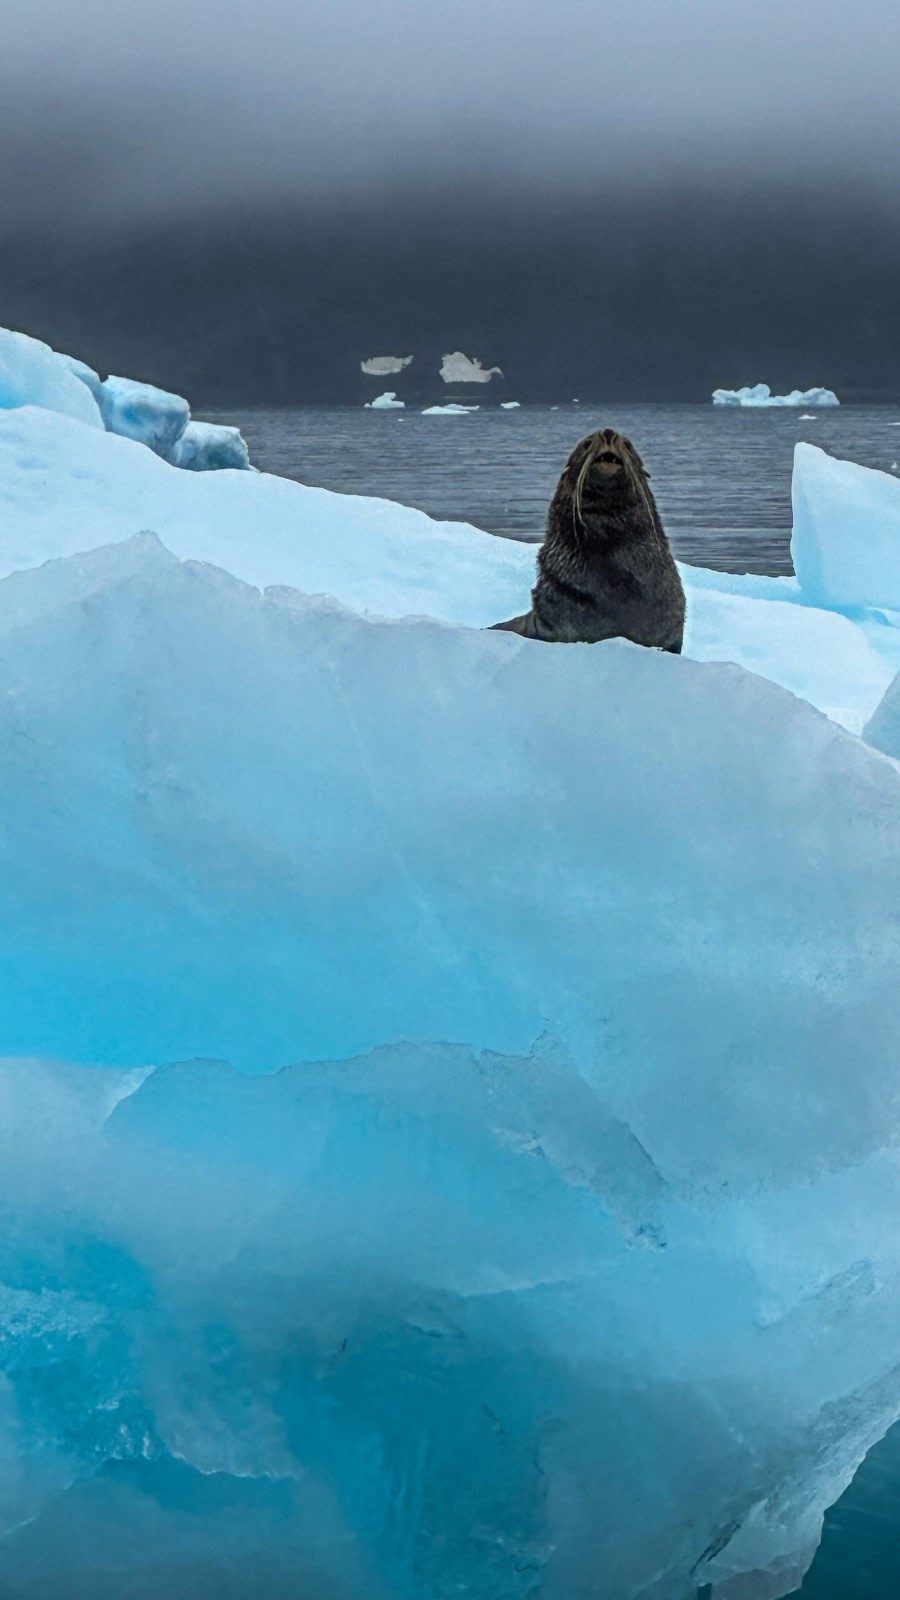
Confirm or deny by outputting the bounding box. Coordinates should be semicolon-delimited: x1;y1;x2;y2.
712;384;840;408
1;385;900;1599
1;533;900;1600
0;327;103;429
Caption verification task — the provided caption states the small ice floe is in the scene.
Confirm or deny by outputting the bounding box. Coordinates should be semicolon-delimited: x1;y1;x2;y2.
439;352;502;384
421;403;479;414
361;355;413;376
170;421;251;471
364;392;405;410
500;401;521;409
799;414;818;421
713;383;840;408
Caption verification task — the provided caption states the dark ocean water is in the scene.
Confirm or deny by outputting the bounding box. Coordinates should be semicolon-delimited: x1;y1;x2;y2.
211;401;900;575
209;399;900;1595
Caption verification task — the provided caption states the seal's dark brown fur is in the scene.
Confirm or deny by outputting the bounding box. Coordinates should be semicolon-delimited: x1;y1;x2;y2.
491;428;685;652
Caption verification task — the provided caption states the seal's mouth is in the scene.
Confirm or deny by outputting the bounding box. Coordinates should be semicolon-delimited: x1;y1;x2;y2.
570;429;639;526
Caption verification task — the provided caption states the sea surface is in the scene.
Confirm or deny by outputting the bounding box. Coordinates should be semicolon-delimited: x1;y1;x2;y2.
211;398;900;1596
211;401;900;575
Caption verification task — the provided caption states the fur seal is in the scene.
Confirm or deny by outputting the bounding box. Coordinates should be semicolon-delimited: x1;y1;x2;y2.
491;428;685;652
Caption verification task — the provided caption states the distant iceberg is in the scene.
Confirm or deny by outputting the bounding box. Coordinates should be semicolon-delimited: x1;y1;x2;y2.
439;351;502;384
501;400;521;409
364;391;405;409
361;355;413;376
422;403;479;414
713;383;840;408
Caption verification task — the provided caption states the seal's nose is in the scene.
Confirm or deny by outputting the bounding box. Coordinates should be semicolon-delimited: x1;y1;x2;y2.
598;451;621;465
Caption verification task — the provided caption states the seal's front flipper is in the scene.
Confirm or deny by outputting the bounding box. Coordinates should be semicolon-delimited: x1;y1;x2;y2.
488;612;538;637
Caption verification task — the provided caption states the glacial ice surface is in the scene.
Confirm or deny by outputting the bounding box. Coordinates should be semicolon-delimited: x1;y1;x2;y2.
863;670;900;760
792;442;900;612
712;384;840;408
0;328;103;429
2;380;900;1598
2;407;900;730
1;533;900;1600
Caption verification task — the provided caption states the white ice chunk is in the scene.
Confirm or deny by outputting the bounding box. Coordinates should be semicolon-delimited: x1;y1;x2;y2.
169;420;251;472
0;538;899;1600
439;351;502;384
501;400;521;409
0;328;103;429
791;443;900;611
361;355;413;375
98;374;191;457
713;384;840;408
364;391;405;409
421;402;479;413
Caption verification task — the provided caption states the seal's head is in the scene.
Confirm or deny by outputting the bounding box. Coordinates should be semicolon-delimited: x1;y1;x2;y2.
563;427;651;527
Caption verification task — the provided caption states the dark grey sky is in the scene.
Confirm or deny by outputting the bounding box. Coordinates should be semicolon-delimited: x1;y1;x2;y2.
4;0;900;215
2;0;899;400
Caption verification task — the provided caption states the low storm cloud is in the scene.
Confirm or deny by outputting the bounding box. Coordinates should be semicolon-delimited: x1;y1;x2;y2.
2;0;899;400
